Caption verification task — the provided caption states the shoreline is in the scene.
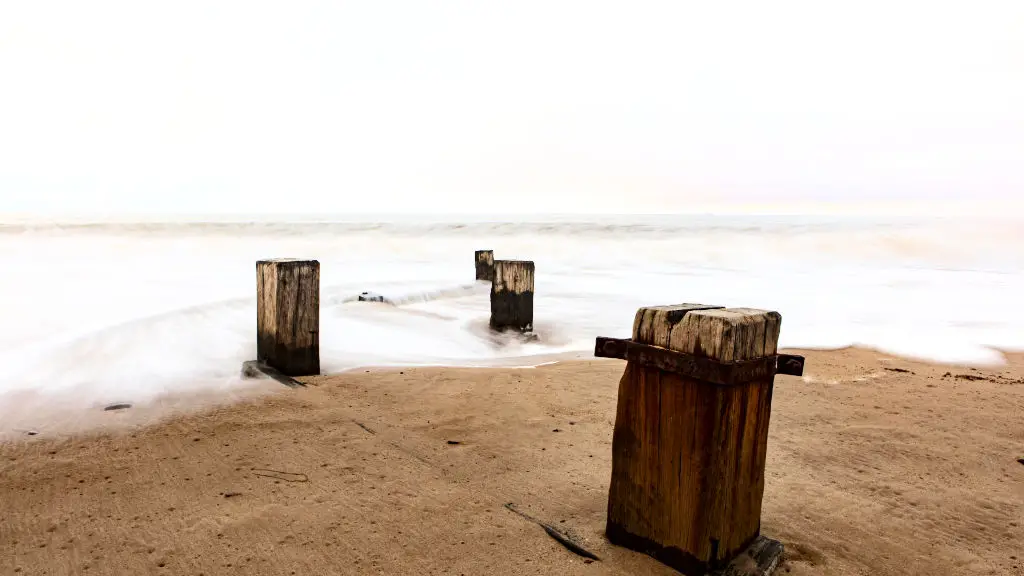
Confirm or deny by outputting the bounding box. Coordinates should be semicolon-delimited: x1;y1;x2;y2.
3;345;1022;443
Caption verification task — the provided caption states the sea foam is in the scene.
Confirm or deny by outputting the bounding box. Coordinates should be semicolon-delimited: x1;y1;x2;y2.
0;214;1021;423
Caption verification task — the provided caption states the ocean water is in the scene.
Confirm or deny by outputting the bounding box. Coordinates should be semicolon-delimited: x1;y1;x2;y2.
0;214;1022;421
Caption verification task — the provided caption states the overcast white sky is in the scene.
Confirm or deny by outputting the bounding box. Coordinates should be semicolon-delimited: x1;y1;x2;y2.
1;1;1022;217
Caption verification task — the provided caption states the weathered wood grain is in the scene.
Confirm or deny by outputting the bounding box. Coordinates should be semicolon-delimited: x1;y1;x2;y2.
256;259;320;377
607;304;783;575
475;250;495;281
632;304;724;348
490;260;534;332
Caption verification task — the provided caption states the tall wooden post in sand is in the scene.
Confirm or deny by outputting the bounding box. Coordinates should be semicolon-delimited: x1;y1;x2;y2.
256;259;320;377
489;260;534;332
475;250;494;281
600;304;788;576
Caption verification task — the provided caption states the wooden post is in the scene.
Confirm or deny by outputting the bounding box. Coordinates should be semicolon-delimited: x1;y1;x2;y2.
606;304;783;575
475;250;494;281
489;260;534;332
256;259;320;377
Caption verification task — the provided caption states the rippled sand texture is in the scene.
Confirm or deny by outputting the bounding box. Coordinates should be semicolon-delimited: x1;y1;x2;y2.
3;347;1022;575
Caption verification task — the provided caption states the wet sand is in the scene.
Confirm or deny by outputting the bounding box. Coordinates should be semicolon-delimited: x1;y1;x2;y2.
2;347;1023;575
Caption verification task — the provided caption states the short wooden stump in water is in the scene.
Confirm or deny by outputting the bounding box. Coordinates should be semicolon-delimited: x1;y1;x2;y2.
489;259;534;333
256;258;320;377
475;249;495;281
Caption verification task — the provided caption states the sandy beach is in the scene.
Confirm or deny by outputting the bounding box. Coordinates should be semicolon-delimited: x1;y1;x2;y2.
2;347;1023;576
4;1;1022;573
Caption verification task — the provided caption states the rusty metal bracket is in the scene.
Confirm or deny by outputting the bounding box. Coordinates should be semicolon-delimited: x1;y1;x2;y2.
594;337;804;385
776;354;805;377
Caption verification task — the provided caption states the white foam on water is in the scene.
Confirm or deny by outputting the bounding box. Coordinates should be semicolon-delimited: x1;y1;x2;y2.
0;214;1022;429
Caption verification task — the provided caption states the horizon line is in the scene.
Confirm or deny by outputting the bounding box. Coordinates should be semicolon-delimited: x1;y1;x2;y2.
2;200;1022;224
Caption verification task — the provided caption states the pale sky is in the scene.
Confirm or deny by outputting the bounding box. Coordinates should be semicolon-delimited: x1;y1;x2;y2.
1;1;1022;216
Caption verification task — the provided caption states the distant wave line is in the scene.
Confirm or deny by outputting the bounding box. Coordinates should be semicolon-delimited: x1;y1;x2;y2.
0;218;913;238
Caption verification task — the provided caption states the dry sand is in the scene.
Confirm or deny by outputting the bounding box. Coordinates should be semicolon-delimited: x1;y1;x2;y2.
2;348;1023;576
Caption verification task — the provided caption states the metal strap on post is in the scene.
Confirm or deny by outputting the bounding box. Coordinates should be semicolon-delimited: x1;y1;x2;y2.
594;336;805;385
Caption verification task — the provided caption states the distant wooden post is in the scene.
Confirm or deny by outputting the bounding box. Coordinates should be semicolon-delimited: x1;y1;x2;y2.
256;259;320;377
475;250;494;281
489;260;534;332
603;304;784;576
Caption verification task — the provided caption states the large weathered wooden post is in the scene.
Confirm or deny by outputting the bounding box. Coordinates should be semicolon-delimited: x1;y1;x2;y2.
475;250;494;281
256;259;320;377
489;260;534;332
596;304;804;576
